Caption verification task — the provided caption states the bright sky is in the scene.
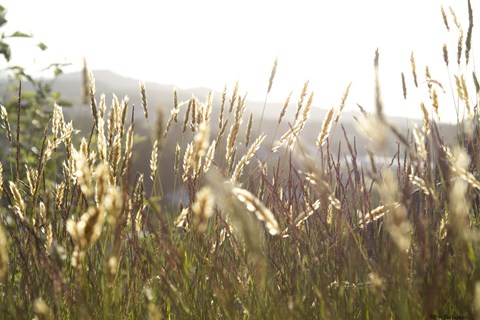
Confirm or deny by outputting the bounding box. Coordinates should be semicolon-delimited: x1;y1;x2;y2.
1;0;477;120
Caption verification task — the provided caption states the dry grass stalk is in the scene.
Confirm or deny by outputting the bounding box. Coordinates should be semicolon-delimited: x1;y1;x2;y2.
377;170;411;251
67;206;105;265
174;143;181;177
335;82;352;122
0;224;8;282
229;81;239;113
466;0;473;64
150;139;158;182
140;81;148;120
123;125;134;176
231;134;266;183
432;88;439;119
443;44;449;66
281;200;321;237
173;88;179;122
25;165;37;196
183;99;192;133
278;92;292;124
450;7;461;30
316;108;335;149
97;108;107;162
409;174;434;197
294;81;309;121
411;52;418;88
245;113;253;147
108;95;120;145
182;143;193;182
191;122;210;177
9;181;25;220
232;187;280;235
192;186;215;233
0;162;3;195
88;72;98;128
204;91;213;123
374;49;384;119
0;105;12;142
413;125;428;162
401;72;407;99
457;28;464;65
119;96;129;138
219;84;227;128
419;102;430;135
358;205;387;229
441;6;450;31
203;140;216;174
267;57;278;94
174;208;189;229
445;146;480;191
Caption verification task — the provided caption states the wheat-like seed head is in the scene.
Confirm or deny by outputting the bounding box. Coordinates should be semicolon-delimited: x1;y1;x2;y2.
357;205;387;229
150;139;158;182
335;82;352;122
192;186;215;233
88;72;98;127
173;88;179;122
191;122;210;177
232;187;280;235
8;181;25;220
67;206;105;250
443;44;449;66
294;81;309;121
219;84;227;128
119;95;129;138
109;133;121;173
203;140;216;174
411;52;418;88
204;91;213;123
33;298;52;320
0;224;8;282
55;182;65;212
0;105;12;142
316;108;335;149
278;92;292;125
174;208;189;229
140;81;148;120
457;28;464;65
419;102;430;136
449;6;461;30
231;134;266;183
441;6;450;31
182;143;193;182
174;143;181;178
409;174;434;197
229;81;239;113
74;147;92;197
377;170;411;251
123;125;134;176
413;125;428;162
25;165;37;196
245;113;253;147
0;162;3;195
267;57;278;94
97;106;107;162
281;200;321;237
95;163;110;207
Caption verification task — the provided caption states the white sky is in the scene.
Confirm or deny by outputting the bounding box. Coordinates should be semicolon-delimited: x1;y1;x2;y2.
1;0;477;120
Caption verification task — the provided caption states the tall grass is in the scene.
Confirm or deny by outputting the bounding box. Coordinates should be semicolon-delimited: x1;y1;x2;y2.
0;3;479;319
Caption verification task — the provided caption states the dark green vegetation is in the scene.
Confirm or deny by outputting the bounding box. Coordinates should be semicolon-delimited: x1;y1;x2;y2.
0;3;479;319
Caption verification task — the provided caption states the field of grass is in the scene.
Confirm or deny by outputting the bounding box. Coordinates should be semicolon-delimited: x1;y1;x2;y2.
0;3;480;320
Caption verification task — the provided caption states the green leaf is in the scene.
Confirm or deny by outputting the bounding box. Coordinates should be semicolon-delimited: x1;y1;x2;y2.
37;42;47;51
8;31;31;38
0;42;11;61
473;72;480;94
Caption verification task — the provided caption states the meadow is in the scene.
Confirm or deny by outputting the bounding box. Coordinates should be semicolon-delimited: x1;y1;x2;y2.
0;3;479;319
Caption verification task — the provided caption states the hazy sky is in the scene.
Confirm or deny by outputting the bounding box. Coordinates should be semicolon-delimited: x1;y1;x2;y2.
1;0;477;120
